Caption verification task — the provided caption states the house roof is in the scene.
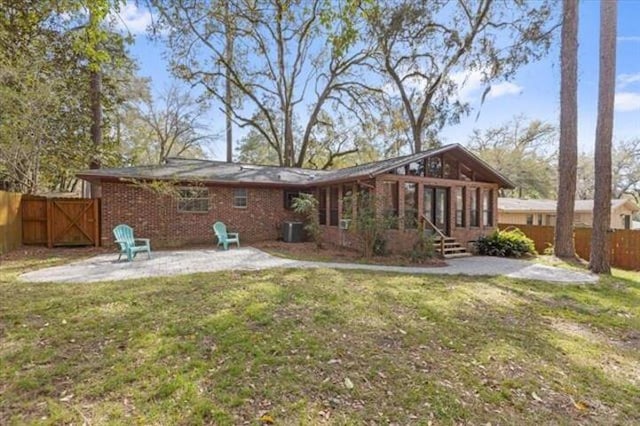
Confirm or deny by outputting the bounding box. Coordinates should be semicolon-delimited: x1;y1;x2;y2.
498;197;640;214
77;143;515;188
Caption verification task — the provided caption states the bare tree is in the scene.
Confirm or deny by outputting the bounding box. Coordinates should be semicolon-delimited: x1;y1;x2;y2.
368;0;558;153
134;86;211;164
224;0;234;163
554;0;579;259
590;0;618;274
151;0;377;167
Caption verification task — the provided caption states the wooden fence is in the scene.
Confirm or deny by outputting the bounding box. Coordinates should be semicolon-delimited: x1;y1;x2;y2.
22;196;100;247
0;191;22;254
499;223;640;271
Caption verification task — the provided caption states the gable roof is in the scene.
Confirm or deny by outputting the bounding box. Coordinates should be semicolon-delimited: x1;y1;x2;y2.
498;197;640;214
77;143;515;188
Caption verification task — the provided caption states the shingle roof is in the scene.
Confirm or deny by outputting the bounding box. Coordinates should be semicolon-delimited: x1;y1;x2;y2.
498;197;640;213
77;143;515;188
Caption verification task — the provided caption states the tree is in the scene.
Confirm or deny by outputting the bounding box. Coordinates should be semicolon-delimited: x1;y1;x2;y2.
576;139;640;202
125;86;212;165
467;117;557;198
151;0;378;167
554;0;579;259
590;0;617;274
0;1;139;193
368;0;558;153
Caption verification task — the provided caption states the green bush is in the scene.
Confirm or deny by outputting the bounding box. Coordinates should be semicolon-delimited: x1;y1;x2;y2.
410;223;436;263
475;228;536;258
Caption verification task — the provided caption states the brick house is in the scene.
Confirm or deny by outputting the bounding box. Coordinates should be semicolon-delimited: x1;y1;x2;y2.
77;144;514;255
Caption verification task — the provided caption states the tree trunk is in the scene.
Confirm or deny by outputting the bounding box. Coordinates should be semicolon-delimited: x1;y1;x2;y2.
283;111;294;167
554;0;579;259
413;124;422;153
88;69;102;198
225;0;233;163
590;0;617;274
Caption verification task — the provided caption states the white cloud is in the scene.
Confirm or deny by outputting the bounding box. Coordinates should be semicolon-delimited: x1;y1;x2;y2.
615;92;640;112
487;81;523;99
110;2;153;35
451;70;522;102
618;72;640;89
451;70;484;102
618;36;640;42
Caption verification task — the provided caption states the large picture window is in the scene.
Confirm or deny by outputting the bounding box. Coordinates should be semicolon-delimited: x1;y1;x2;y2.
470;188;479;227
318;188;327;225
178;187;209;213
482;189;493;226
329;186;339;226
404;182;418;229
233;188;248;208
382;181;399;228
455;187;465;227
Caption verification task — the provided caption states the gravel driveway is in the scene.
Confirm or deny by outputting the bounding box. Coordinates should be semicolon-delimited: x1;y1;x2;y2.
18;247;597;284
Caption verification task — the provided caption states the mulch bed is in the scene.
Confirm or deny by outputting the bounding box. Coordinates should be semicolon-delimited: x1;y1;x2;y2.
253;241;447;267
0;245;112;262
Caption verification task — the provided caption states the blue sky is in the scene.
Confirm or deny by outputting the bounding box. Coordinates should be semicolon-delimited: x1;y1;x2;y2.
116;0;640;160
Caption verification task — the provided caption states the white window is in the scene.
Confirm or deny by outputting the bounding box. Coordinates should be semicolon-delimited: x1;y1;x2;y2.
178;187;209;213
233;188;248;208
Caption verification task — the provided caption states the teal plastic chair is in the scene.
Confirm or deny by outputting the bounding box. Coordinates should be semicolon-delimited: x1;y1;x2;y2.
213;222;240;250
113;224;151;262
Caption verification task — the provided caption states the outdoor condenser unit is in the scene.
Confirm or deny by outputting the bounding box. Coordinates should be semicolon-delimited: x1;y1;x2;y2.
282;221;304;243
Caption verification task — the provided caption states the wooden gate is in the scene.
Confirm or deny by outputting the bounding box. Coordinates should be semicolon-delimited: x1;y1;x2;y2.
22;197;100;247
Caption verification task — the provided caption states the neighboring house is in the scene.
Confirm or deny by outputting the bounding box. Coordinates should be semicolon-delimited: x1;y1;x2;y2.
77;143;514;254
498;197;640;230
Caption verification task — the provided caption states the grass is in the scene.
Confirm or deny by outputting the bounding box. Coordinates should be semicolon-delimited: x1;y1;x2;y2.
1;255;639;425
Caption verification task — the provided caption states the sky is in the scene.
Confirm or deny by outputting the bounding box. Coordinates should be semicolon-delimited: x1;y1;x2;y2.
114;0;640;160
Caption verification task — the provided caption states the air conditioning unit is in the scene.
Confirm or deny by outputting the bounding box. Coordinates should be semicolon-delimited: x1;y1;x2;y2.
339;219;351;230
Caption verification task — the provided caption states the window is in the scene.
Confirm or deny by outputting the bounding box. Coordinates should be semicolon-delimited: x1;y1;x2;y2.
455;187;465;227
382;181;399;228
482;189;493;226
318;188;327;225
233;188;248;208
537;214;543;226
624;215;632;230
526;214;534;225
426;156;442;178
404;182;418;229
177;187;209;213
284;190;309;210
329;186;339;226
443;157;458;180
460;164;473;181
470;188;479;227
407;161;424;176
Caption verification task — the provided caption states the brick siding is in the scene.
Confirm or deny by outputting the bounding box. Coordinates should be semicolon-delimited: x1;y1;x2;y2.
100;181;299;248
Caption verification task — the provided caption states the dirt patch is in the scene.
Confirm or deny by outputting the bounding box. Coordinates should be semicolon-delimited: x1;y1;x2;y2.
1;245;111;262
253;241;446;267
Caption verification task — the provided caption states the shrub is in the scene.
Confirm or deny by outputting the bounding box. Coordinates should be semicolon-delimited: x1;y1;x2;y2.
344;191;394;258
410;223;436;263
475;228;536;258
291;193;322;248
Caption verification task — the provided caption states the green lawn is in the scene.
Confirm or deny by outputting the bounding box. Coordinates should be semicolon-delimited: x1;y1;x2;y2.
1;256;639;425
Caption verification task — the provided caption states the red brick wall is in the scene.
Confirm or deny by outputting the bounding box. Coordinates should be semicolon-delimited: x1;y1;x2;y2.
100;181;299;248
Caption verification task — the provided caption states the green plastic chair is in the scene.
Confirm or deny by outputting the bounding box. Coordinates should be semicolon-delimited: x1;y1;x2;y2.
113;224;151;262
213;222;240;250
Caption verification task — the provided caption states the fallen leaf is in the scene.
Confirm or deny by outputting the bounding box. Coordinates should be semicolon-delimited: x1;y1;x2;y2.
344;377;354;389
531;392;542;402
259;413;274;424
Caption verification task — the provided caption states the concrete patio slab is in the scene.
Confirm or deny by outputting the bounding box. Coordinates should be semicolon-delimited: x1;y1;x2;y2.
18;247;598;284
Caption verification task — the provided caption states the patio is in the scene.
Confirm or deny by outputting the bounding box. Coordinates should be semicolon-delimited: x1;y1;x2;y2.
19;247;598;284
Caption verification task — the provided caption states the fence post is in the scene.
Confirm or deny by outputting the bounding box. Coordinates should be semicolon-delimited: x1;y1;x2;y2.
46;199;53;248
